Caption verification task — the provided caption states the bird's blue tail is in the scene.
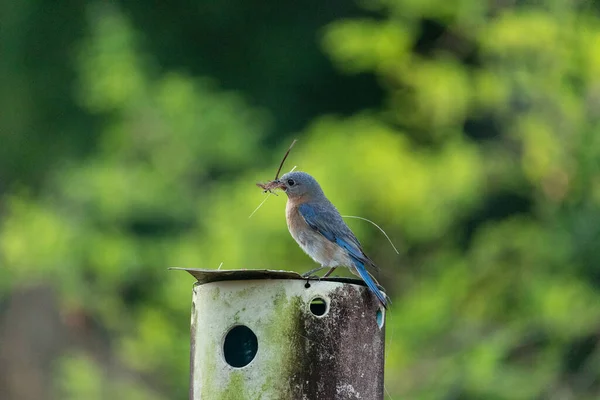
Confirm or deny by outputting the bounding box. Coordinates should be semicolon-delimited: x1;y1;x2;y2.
353;260;387;308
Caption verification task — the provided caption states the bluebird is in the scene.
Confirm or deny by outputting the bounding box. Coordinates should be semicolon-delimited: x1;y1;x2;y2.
273;171;387;308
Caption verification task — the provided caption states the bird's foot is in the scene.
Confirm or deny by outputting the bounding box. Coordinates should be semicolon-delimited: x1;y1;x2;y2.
301;273;322;280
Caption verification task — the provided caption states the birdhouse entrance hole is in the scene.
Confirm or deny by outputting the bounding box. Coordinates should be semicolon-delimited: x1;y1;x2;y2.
309;297;328;316
223;325;258;368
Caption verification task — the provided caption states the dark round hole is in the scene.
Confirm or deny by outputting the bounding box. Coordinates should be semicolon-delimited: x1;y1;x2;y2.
304;282;311;288
309;297;328;316
223;325;258;368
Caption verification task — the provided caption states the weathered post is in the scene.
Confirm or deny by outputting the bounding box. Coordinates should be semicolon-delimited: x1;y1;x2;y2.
175;268;386;400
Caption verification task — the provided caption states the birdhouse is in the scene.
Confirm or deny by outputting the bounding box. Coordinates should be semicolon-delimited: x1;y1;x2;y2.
174;268;386;400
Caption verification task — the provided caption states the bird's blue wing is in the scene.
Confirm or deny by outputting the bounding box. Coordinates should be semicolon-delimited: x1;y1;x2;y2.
298;203;368;263
297;203;336;242
298;202;387;308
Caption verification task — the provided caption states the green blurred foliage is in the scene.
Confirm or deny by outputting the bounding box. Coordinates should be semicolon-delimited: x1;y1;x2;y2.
1;0;600;399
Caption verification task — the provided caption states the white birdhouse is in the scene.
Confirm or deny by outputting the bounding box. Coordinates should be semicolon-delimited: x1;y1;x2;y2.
174;268;386;400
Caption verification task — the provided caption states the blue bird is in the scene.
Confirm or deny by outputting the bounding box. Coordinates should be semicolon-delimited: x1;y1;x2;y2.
272;171;387;308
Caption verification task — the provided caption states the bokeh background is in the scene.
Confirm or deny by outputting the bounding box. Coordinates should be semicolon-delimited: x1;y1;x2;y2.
2;1;600;399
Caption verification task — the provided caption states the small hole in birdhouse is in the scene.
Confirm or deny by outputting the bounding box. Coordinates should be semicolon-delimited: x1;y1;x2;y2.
304;282;311;289
223;325;258;368
309;297;328;317
376;308;384;329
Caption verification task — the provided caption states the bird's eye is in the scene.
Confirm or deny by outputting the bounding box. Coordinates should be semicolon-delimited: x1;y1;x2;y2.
287;179;295;186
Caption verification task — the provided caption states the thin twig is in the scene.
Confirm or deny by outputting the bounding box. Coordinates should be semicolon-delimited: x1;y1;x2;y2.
275;139;297;180
385;385;394;400
250;166;298;218
248;192;272;218
342;215;400;254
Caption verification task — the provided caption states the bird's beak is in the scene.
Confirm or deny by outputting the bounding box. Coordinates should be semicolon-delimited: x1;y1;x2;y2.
273;179;287;191
256;179;286;192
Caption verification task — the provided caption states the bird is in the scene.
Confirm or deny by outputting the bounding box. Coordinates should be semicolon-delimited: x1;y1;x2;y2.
271;171;387;308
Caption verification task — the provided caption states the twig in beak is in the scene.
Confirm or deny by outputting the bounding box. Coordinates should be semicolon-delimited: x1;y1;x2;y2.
274;139;297;180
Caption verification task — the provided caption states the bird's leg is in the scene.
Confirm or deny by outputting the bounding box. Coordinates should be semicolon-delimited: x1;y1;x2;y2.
302;265;325;278
322;267;337;278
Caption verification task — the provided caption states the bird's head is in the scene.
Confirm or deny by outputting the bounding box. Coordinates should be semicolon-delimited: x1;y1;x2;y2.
273;171;324;200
